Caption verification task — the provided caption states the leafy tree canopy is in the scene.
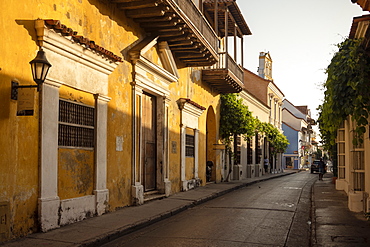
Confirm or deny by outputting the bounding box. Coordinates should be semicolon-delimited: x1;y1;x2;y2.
220;93;289;154
318;38;370;149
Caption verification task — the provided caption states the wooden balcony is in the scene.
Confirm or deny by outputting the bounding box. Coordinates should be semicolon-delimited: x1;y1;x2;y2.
202;52;244;94
110;0;218;67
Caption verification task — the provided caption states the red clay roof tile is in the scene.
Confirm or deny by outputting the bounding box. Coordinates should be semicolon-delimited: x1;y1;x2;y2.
44;19;122;63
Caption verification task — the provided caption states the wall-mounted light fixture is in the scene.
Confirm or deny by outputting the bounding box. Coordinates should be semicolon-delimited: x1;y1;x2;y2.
11;49;52;100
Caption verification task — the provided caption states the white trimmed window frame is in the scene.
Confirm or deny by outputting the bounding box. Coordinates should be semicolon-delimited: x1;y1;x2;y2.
179;101;204;191
38;27;117;231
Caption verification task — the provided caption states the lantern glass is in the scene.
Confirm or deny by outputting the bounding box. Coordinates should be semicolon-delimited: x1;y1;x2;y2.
29;49;52;86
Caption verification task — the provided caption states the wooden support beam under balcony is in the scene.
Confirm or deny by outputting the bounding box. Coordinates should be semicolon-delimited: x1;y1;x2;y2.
175;53;206;59
147;27;184;33
156;31;185;37
140;19;181;28
134;14;176;23
170;45;199;50
117;0;164;10
168;40;194;47
125;6;170;18
163;34;192;42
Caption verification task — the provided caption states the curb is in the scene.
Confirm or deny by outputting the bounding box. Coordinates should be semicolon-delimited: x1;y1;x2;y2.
82;172;297;247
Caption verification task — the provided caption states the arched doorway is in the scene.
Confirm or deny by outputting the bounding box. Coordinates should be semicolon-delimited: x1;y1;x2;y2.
206;106;217;182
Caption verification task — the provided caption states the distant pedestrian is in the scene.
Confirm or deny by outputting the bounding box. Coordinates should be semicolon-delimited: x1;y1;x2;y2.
264;156;269;173
318;158;326;181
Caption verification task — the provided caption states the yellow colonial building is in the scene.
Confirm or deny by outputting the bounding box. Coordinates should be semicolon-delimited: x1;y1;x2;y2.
0;0;251;242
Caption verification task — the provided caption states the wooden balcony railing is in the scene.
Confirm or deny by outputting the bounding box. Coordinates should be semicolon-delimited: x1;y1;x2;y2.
211;52;243;82
172;0;219;54
211;52;244;83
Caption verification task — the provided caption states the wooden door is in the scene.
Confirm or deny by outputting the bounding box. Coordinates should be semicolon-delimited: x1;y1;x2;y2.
142;93;156;191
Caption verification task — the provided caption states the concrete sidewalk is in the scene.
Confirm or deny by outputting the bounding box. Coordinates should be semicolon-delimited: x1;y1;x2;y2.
312;172;370;246
2;171;297;247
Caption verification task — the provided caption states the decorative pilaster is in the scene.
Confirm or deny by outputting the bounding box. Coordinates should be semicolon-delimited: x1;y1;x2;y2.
181;125;187;191
39;80;62;232
194;129;199;178
93;94;111;215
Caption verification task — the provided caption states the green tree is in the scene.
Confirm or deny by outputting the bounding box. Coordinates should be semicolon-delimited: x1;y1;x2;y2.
220;93;257;143
220;94;257;181
258;122;289;154
220;94;289;180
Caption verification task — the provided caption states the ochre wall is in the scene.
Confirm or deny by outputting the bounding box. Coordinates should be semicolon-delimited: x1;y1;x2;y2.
0;0;222;241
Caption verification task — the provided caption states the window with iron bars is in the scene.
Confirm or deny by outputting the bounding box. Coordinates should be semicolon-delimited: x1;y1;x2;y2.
58;99;95;148
235;135;241;165
185;134;195;157
247;138;253;164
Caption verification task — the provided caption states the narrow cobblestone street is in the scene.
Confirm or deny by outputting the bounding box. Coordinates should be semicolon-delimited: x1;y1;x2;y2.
101;172;315;247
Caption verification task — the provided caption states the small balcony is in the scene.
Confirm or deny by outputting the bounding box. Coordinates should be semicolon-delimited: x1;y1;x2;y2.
201;0;251;94
202;52;244;93
111;0;218;66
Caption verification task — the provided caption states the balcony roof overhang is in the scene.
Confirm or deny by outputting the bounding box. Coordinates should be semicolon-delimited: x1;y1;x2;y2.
110;0;219;67
349;14;370;52
203;0;252;37
202;69;243;93
351;0;370;11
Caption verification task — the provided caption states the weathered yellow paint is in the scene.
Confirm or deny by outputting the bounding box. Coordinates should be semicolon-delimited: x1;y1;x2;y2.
0;0;225;241
58;149;94;200
58;87;95;200
59;86;95;107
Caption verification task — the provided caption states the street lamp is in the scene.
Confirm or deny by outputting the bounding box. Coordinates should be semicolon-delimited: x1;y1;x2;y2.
11;49;52;100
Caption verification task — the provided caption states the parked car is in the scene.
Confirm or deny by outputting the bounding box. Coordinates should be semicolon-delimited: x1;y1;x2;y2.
311;160;320;173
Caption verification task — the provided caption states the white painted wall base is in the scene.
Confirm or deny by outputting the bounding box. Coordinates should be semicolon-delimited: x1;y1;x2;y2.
164;180;171;197
233;165;243;180
182;178;201;191
246;164;255;178
348;191;363;212
38;196;60;232
255;164;262;177
336;179;348;192
94;189;109;215
59;196;95;226
132;185;144;205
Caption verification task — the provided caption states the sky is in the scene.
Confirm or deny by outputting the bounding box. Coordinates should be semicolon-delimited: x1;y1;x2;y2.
236;0;366;125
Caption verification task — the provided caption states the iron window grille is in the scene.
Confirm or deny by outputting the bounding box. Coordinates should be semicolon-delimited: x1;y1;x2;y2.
235;135;241;165
185;134;195;157
58;99;95;148
247;138;253;164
